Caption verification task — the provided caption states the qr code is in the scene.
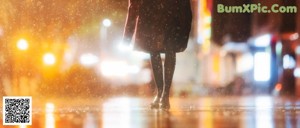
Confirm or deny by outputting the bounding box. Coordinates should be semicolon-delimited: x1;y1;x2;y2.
3;96;32;125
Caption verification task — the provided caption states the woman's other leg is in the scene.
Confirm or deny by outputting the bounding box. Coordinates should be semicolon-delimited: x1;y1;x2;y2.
161;51;176;109
150;52;164;108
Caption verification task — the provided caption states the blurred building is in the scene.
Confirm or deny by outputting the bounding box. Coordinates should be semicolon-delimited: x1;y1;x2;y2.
185;0;300;96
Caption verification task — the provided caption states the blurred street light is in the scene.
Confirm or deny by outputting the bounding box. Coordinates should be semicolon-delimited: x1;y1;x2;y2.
290;33;299;40
254;34;271;47
254;52;270;81
100;60;128;77
100;18;112;56
43;53;56;66
102;19;112;27
17;39;28;51
79;53;99;67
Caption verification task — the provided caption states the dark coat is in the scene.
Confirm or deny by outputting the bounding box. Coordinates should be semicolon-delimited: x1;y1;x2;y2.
123;0;192;53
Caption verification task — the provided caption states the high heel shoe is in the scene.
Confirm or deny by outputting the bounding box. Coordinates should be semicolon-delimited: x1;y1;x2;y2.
150;96;160;109
159;98;170;110
150;102;159;109
159;102;170;110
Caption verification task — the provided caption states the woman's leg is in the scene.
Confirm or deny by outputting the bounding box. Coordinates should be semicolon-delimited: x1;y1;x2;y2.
161;51;176;109
150;52;164;108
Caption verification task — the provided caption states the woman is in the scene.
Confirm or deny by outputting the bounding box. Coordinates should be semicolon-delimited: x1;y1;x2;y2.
123;0;192;110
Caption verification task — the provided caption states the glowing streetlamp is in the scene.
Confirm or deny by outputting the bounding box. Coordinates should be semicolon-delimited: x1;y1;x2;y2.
102;19;111;27
17;39;28;51
43;53;56;65
100;18;112;56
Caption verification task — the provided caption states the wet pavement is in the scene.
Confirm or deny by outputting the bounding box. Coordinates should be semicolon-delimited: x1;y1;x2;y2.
1;96;300;128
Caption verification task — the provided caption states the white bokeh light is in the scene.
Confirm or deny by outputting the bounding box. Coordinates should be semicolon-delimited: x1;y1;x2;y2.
254;34;271;47
80;53;99;66
17;39;29;50
43;53;56;65
254;52;270;81
103;19;111;27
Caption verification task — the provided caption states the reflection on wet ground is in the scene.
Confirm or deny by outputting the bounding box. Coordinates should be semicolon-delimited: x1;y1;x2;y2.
1;96;300;128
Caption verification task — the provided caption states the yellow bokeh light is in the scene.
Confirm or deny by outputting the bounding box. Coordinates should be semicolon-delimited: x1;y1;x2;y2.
17;39;28;50
43;53;56;65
